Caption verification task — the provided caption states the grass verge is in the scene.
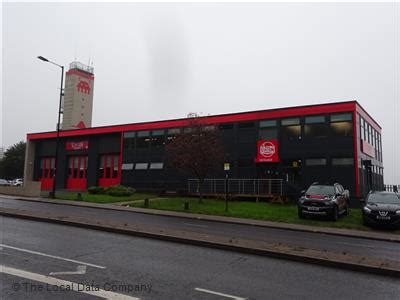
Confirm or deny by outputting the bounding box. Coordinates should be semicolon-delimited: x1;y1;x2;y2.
55;192;156;204
130;197;400;233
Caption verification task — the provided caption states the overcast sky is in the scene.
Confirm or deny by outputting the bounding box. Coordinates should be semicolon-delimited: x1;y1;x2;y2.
1;2;399;183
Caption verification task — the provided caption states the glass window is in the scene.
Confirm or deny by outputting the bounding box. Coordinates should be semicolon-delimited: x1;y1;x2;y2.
121;163;134;170
135;163;148;170
79;157;85;178
259;120;277;128
137;130;149;137
219;123;233;130
332;158;354;166
151;130;165;148
305;115;325;124
167;128;181;142
50;158;55;177
105;156;111;178
69;158;74;178
168;128;181;135
123;131;136;138
73;157;79;178
183;127;193;133
203;125;216;131
99;156;105;178
152;129;164;136
330;122;353;137
259;128;278;140
282;125;301;140
360;117;365;140
330;113;352;122
281;118;300;126
150;162;164;169
113;155;119;178
304;123;327;138
238;122;255;128
305;158;327;166
136;131;150;148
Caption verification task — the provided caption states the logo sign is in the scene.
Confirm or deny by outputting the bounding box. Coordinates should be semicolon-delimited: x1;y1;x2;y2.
76;80;91;94
66;141;89;151
224;163;230;171
255;140;279;163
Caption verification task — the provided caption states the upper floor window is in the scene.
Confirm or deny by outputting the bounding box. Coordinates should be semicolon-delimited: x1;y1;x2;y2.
136;131;150;148
259;120;277;128
304;115;327;138
151;129;165;148
281;117;301;141
330;113;353;137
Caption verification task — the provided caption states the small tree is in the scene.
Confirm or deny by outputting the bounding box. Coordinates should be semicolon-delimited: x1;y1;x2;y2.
0;141;26;179
166;114;225;203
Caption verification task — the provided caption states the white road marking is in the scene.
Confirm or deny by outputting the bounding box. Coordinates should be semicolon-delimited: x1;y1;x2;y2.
1;265;139;300
195;287;247;300
0;244;105;269
183;222;209;228
49;265;87;276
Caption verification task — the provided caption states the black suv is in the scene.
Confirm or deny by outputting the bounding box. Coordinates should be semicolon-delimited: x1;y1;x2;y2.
362;191;400;228
298;183;350;221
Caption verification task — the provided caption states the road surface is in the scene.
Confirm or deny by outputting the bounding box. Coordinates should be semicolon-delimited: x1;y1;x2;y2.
1;216;400;299
0;197;399;262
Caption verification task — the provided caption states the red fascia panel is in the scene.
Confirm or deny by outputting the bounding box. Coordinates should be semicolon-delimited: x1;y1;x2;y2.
27;101;357;141
66;69;94;81
355;103;381;132
352;110;360;198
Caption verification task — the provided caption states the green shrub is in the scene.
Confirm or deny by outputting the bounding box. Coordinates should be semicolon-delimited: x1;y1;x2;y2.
105;185;136;197
88;186;105;194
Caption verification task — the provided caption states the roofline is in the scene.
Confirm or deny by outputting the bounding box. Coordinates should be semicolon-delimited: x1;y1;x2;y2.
27;100;365;140
355;102;382;131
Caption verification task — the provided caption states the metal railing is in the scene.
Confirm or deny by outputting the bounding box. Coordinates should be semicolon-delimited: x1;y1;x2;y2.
384;184;399;193
188;178;284;196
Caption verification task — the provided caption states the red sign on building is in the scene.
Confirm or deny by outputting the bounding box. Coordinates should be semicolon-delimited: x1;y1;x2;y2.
255;140;279;163
66;141;89;151
361;140;375;158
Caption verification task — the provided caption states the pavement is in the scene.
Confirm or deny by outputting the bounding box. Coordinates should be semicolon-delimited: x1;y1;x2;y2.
2;216;400;299
1;194;400;277
2;194;400;243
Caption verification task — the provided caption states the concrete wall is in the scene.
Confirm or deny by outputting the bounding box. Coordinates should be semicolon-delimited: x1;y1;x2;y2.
24;139;36;182
0;181;41;197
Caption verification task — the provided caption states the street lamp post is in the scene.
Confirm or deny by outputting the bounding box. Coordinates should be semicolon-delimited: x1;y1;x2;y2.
37;56;64;198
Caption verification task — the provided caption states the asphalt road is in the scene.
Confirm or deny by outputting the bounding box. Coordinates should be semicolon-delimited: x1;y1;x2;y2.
0;197;399;263
1;216;400;300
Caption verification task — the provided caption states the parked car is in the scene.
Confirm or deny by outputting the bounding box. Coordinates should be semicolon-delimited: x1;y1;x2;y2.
362;191;400;228
0;179;11;186
12;178;23;186
298;182;349;221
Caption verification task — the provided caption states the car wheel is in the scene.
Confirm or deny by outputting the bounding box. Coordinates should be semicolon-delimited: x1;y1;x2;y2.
298;209;304;219
331;205;339;221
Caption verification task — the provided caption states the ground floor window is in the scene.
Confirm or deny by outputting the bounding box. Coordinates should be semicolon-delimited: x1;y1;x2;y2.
99;154;119;179
40;157;55;179
68;156;88;179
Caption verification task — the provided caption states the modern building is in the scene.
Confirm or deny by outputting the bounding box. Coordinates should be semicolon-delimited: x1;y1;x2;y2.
61;61;94;130
24;101;383;199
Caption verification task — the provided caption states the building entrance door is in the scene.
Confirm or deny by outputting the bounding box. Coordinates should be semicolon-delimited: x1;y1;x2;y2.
66;156;88;190
98;154;120;187
39;157;55;190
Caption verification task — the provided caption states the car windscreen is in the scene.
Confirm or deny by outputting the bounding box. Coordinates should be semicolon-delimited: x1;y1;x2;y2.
306;185;335;196
367;193;400;204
